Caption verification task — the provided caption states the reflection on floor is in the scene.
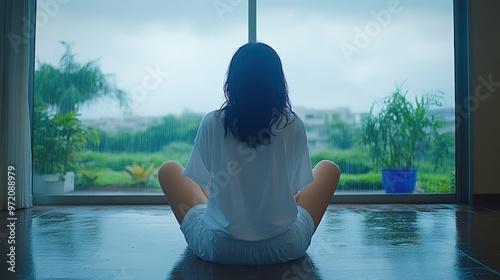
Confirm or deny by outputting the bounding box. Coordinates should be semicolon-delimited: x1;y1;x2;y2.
1;204;499;280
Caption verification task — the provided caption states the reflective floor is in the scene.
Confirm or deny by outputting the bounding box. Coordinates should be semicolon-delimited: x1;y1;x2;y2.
1;204;499;280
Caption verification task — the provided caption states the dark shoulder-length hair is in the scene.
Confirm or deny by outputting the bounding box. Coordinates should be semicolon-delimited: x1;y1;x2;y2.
217;42;296;148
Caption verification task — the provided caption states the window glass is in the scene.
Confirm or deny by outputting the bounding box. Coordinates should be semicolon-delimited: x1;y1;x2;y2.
34;0;455;196
34;0;247;195
258;0;455;194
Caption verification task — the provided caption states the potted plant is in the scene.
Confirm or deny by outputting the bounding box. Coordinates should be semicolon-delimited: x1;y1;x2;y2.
33;104;99;195
362;86;447;193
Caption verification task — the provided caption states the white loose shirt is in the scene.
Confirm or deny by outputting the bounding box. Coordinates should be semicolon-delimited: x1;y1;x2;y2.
183;110;314;241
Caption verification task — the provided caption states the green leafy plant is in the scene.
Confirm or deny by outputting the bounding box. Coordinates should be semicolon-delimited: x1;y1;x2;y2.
33;43;125;182
33;104;100;180
418;172;454;193
76;166;101;189
362;86;447;170
123;163;157;188
36;41;129;115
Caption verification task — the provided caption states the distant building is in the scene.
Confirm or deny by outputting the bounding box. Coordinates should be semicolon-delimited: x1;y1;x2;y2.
295;106;455;151
81;115;163;134
295;106;357;151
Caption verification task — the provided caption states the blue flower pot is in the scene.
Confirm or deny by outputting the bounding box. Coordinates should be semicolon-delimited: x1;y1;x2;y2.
382;169;418;193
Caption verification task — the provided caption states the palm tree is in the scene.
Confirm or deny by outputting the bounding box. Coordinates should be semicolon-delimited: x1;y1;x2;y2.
35;41;129;115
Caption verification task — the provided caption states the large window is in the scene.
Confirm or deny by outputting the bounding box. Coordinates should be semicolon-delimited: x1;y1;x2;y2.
258;0;456;199
34;0;457;202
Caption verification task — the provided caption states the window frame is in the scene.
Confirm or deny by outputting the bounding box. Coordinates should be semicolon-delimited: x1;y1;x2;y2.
33;0;470;205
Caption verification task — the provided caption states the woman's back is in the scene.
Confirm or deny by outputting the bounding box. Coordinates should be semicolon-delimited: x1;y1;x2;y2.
183;110;313;241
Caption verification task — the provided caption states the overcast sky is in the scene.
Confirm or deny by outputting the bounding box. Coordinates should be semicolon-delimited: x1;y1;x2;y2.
35;0;455;119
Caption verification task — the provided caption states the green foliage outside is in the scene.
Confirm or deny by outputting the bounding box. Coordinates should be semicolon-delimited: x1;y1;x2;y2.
123;163;158;188
91;114;202;153
95;169;135;187
418;171;455;193
33;102;99;179
337;173;382;191
362;86;448;170
34;42;125;181
324;112;359;150
71;103;455;192
36;42;128;115
34;46;455;193
310;149;371;174
78;142;191;171
76;166;101;189
75;135;455;193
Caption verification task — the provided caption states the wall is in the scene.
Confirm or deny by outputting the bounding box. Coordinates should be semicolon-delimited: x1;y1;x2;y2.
469;0;500;195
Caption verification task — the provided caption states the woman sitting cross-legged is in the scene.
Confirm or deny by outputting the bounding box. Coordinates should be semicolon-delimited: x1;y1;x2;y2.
158;42;340;265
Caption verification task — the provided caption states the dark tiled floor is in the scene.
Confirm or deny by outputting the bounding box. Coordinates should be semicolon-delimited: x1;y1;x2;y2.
0;204;499;280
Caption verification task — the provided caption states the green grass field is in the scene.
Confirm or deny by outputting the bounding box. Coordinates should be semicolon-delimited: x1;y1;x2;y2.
75;145;455;193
